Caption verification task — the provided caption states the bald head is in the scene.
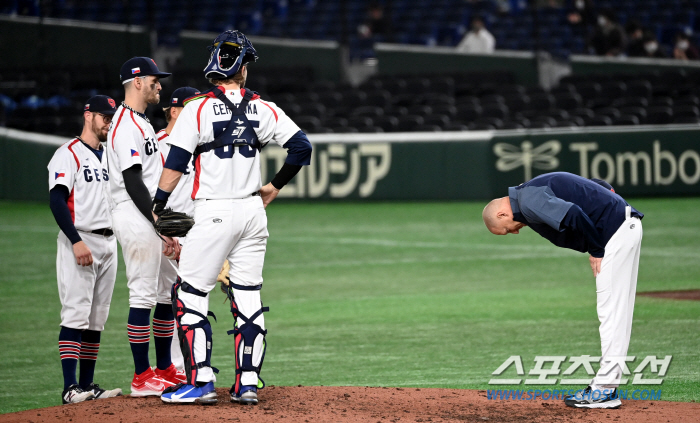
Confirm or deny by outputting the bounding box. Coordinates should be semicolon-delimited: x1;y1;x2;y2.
482;196;526;235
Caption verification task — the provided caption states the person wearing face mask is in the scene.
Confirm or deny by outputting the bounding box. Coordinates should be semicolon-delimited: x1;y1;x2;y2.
640;31;667;58
673;32;699;60
588;9;626;56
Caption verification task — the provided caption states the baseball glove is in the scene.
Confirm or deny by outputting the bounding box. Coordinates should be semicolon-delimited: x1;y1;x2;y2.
218;260;230;295
154;209;195;237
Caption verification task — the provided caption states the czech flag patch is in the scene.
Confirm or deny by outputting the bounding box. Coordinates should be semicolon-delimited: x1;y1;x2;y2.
55;172;65;179
131;149;140;157
131;67;141;74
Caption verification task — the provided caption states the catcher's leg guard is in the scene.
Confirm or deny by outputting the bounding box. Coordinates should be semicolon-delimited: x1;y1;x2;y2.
225;285;268;396
172;278;218;385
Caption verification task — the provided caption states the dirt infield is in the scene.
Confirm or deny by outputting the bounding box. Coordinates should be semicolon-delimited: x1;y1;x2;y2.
637;289;700;301
2;386;698;423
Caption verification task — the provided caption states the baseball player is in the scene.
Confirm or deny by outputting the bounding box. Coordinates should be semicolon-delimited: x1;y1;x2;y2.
105;57;182;396
156;86;201;376
48;95;123;404
146;30;312;405
483;172;643;409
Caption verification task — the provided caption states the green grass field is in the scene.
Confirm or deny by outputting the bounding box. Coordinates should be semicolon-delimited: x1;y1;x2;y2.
1;198;698;414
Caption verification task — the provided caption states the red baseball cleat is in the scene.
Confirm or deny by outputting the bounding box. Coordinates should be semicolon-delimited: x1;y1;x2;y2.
154;364;187;385
130;367;174;397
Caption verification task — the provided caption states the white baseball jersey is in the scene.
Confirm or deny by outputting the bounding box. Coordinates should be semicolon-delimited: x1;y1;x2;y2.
47;138;111;231
106;104;163;204
157;129;195;215
167;89;299;200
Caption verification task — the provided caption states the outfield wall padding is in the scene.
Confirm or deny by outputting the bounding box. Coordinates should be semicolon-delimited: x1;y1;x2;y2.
179;31;343;82
374;43;539;86
0;15;150;69
570;55;700;77
2;126;699;203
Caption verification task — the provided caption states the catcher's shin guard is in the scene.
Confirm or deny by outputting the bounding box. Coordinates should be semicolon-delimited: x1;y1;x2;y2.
172;278;218;385
224;285;268;396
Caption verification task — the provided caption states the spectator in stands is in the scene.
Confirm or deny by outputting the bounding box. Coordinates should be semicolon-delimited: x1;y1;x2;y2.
673;32;700;61
456;16;495;54
639;31;667;58
567;0;596;29
358;2;391;40
588;9;626;56
625;20;646;57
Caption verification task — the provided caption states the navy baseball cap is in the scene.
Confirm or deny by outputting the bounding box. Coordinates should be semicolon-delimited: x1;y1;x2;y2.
168;87;201;108
120;57;171;84
84;95;117;115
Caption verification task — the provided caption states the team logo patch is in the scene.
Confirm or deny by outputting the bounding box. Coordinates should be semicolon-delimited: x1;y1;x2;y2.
84;104;90;110
630;224;636;229
55;172;66;179
130;149;140;157
108;98;116;108
172;98;178;104
213;218;222;223
131;67;141;74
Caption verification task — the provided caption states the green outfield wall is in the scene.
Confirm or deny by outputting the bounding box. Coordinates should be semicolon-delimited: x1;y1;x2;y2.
2;126;699;203
0;15;150;68
374;43;539;86
179;31;343;82
570;55;700;77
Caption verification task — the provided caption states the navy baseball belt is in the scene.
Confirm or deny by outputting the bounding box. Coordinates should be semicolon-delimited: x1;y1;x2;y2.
88;228;114;237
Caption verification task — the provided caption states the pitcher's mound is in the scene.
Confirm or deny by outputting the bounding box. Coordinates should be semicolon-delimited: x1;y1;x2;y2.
638;289;700;301
2;386;698;423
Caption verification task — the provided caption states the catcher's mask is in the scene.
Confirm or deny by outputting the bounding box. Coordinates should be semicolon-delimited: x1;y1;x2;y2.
204;30;258;80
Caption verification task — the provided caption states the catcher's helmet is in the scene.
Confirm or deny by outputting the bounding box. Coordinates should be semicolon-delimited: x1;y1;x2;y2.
204;30;258;80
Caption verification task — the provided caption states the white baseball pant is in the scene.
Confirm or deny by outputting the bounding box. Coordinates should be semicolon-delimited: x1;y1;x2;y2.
111;199;169;308
592;206;643;389
56;231;118;330
177;196;269;383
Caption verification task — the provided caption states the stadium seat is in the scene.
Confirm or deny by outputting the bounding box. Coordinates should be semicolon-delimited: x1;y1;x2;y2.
351;106;385;117
373;116;400;132
647;107;674;124
397;115;425;131
347;116;375;130
585;116;613;126
423;114;451;128
613;115;641;126
413;124;442;132
295;116;322;132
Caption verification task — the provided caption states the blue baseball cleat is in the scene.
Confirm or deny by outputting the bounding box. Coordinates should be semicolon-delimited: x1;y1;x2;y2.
230;385;258;405
161;382;218;405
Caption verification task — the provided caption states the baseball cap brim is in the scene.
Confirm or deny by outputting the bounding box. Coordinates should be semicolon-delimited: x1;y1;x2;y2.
151;71;172;78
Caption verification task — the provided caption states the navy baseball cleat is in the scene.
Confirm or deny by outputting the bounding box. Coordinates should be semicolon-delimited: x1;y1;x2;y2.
231;385;258;405
564;386;621;409
161;382;218;405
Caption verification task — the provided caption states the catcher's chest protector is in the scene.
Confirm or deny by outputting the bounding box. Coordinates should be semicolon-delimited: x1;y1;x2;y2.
194;88;261;158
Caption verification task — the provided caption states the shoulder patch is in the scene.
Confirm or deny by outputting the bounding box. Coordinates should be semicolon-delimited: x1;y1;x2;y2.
183;92;216;106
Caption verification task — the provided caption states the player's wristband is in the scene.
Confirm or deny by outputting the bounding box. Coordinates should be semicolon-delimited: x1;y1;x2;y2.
270;163;302;190
152;189;171;216
155;188;172;202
